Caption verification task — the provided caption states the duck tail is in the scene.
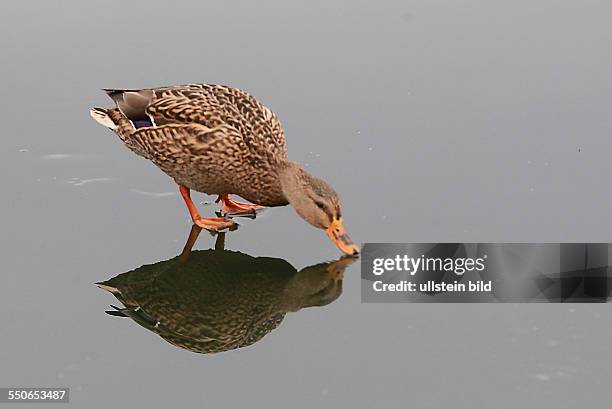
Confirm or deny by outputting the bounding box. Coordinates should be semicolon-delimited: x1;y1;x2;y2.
89;107;118;130
89;106;149;158
104;305;129;317
90;107;134;137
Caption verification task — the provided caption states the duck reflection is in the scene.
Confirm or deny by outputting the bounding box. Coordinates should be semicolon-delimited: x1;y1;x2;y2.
97;225;356;354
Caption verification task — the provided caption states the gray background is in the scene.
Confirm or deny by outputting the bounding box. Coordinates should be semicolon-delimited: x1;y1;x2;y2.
1;0;612;407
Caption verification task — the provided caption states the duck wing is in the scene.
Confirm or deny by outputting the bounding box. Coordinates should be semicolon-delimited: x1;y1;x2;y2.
105;84;288;160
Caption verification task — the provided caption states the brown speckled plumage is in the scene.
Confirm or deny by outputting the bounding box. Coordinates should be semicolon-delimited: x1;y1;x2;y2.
98;249;346;354
101;84;290;206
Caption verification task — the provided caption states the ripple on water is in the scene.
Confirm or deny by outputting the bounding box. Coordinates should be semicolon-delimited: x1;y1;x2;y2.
43;153;99;161
66;177;113;187
129;189;176;198
44;154;79;160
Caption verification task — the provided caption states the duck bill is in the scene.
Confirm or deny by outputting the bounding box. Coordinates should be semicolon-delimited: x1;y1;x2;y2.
326;218;360;256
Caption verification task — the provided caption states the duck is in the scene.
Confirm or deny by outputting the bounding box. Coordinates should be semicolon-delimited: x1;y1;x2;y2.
97;226;355;354
90;84;359;255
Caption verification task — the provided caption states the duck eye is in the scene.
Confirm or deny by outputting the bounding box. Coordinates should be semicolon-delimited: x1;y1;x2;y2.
315;201;325;210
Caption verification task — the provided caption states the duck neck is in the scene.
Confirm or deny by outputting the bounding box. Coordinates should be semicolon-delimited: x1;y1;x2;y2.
277;161;307;206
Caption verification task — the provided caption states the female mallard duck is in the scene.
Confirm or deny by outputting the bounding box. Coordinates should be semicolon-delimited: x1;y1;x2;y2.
90;84;358;255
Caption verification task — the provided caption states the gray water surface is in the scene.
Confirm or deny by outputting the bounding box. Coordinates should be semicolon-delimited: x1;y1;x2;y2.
2;0;612;407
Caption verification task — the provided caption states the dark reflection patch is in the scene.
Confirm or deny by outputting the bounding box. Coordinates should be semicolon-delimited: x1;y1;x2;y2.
97;228;356;354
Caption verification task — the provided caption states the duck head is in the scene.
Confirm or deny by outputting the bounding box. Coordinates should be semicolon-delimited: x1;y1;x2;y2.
279;162;359;256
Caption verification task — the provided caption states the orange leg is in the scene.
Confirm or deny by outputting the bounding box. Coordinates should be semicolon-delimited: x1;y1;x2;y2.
215;194;266;216
179;186;236;231
179;224;203;262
